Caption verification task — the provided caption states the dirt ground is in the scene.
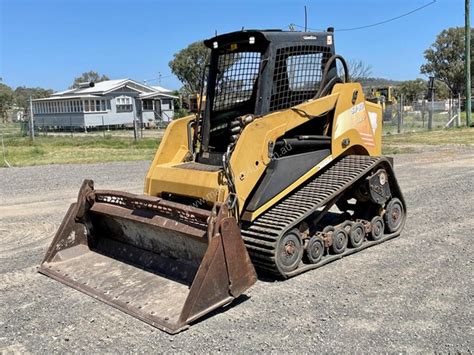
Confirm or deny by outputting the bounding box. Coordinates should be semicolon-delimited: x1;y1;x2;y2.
1;146;473;353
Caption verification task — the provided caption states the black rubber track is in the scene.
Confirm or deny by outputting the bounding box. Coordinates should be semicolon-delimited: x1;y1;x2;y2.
241;155;406;278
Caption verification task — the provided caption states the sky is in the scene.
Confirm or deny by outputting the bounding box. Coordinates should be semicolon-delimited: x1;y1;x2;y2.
0;0;468;91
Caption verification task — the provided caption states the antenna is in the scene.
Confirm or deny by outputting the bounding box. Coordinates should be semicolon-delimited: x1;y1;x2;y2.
304;5;308;32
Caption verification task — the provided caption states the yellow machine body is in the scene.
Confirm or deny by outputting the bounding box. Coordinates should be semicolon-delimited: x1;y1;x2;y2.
39;29;405;334
145;82;382;221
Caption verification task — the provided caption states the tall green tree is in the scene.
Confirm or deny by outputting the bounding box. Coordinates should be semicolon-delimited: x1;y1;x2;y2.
0;83;14;123
420;27;474;96
71;71;109;89
399;79;427;102
169;41;210;95
14;86;54;109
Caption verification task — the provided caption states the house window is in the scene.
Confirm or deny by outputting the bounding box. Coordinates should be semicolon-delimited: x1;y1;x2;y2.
84;100;89;112
116;96;133;112
90;100;96;112
101;100;106;111
79;100;83;112
143;99;153;110
162;99;172;110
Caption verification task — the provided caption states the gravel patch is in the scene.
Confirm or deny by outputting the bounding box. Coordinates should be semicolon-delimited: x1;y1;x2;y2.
0;146;472;353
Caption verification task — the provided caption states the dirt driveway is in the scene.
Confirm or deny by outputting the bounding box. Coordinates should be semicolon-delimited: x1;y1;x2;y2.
1;146;473;353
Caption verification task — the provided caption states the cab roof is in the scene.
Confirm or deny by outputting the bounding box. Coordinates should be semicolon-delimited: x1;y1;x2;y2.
204;29;334;49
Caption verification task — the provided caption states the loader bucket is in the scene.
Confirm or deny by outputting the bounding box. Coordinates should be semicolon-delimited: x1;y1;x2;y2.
38;180;257;334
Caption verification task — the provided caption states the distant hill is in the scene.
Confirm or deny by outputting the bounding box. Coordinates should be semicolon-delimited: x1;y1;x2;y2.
358;77;403;87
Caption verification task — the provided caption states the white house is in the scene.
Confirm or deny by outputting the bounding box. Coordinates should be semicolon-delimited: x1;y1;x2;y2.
32;79;177;129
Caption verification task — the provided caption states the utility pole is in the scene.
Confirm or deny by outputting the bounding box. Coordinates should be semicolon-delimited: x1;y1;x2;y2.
29;96;35;141
465;0;472;126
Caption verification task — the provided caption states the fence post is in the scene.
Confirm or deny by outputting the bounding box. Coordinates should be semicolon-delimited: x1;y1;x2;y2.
102;116;105;138
397;96;402;134
421;99;426;128
29;96;35;141
428;90;434;130
70;116;73;137
1;134;11;168
133;117;138;142
458;93;462;127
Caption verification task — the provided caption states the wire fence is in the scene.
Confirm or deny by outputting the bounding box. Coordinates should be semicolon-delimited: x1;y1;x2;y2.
382;98;464;134
4;97;468;142
16;115;170;140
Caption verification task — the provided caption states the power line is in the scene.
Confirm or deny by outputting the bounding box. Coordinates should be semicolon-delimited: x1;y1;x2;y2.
337;0;436;32
288;0;436;33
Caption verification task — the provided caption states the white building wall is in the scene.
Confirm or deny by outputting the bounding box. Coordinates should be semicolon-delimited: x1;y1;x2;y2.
84;92;138;127
32;84;176;128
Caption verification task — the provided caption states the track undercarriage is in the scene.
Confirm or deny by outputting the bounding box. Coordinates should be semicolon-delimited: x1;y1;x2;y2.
241;155;406;278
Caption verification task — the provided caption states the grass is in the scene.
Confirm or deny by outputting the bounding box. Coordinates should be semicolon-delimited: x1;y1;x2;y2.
0;122;23;137
0;133;160;167
1;123;472;167
383;126;474;146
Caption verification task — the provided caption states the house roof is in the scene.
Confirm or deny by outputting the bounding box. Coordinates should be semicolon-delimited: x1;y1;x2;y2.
151;85;174;94
139;92;178;100
50;79;175;98
33;94;102;101
35;79;177;102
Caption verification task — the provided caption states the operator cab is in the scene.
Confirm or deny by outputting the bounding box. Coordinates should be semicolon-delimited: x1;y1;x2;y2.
197;29;340;166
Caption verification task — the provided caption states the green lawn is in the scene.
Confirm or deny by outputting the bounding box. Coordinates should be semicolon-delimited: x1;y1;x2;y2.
0;134;160;167
1;123;472;167
383;126;474;146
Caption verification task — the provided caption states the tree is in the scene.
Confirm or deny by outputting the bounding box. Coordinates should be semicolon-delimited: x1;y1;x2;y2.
0;83;14;123
14;86;54;109
420;27;474;96
71;71;109;89
169;41;210;95
433;81;451;100
399;79;427;102
348;59;372;82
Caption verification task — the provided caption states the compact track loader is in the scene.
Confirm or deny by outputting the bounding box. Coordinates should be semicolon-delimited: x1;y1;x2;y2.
39;29;406;333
